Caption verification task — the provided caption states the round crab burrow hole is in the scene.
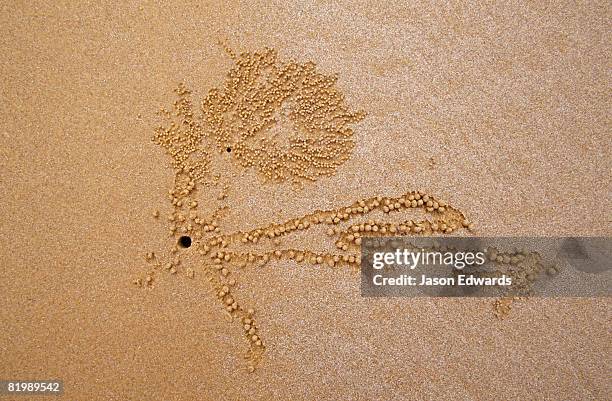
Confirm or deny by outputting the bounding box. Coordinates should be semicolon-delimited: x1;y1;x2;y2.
226;147;232;153
178;236;192;248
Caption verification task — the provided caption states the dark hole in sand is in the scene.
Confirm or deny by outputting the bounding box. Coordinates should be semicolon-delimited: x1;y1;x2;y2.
178;236;192;248
226;147;232;153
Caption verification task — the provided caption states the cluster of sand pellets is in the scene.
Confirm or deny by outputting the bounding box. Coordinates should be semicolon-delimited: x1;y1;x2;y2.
154;47;365;187
137;47;551;371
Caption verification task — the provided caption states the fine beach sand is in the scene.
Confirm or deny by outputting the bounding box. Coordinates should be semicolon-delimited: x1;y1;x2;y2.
1;2;611;400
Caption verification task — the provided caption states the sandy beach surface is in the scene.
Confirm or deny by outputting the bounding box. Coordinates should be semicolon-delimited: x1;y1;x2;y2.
1;1;610;400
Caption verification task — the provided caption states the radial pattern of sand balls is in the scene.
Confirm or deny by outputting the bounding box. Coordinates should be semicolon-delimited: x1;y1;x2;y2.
140;47;550;373
154;48;365;186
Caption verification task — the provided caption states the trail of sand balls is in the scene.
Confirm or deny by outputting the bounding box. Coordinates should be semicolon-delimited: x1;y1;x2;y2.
140;170;474;371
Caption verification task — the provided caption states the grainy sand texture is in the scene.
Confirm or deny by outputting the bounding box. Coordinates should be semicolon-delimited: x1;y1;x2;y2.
1;1;611;400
